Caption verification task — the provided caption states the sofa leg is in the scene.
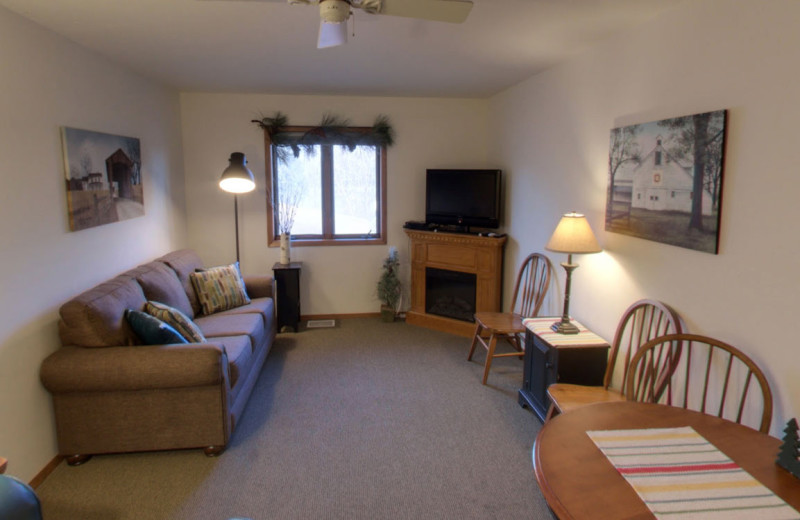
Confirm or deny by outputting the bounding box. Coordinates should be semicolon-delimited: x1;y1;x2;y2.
66;454;92;466
203;445;225;457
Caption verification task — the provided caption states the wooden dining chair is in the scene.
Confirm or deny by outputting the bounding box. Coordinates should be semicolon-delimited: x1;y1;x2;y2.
545;299;684;420
626;333;773;433
467;252;552;384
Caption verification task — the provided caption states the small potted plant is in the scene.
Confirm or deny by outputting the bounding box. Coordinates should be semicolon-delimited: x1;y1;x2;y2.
376;247;401;322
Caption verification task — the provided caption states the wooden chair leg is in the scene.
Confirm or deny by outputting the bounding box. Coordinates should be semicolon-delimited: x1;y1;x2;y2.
467;322;483;361
545;403;559;422
482;334;499;385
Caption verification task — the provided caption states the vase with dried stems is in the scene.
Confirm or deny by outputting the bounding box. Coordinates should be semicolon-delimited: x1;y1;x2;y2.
277;181;301;265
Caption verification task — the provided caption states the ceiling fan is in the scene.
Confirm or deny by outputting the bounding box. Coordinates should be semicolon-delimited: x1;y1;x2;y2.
206;0;474;49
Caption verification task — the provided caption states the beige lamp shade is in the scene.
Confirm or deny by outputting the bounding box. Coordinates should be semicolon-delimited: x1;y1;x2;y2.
545;212;602;254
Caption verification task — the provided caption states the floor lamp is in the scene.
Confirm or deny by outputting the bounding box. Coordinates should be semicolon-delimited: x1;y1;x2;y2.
545;212;602;334
219;152;255;264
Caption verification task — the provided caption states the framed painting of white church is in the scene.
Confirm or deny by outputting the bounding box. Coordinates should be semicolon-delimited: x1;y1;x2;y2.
61;127;143;232
605;109;727;254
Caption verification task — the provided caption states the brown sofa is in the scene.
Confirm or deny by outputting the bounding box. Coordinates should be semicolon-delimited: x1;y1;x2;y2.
40;249;276;465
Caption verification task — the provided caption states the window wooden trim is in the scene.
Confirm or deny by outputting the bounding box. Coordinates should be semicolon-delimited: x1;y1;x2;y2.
264;126;387;247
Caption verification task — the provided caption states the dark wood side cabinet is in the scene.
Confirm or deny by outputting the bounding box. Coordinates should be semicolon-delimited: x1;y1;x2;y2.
272;262;301;333
518;317;610;422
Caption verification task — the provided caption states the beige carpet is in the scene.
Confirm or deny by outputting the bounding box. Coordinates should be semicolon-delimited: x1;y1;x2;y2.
36;318;553;519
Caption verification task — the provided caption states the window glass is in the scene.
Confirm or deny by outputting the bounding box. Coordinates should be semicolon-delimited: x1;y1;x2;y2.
333;145;378;235
267;128;386;245
274;145;322;236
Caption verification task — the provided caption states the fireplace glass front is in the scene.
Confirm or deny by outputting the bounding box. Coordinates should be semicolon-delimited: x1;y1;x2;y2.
425;267;477;322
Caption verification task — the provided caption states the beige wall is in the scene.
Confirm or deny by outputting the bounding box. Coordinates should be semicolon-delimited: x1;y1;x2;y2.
180;93;489;315
489;0;800;433
0;6;187;481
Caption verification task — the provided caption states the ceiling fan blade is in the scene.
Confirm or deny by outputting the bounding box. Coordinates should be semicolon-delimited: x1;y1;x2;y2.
317;20;348;48
380;0;473;23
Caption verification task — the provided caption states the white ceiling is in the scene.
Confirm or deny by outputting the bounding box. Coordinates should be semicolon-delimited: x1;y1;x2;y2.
0;0;684;98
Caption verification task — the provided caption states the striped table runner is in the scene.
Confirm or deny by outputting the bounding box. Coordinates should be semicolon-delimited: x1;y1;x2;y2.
522;317;608;347
587;427;800;519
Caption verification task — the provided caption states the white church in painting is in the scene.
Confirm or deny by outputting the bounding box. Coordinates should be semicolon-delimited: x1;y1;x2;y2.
613;136;714;216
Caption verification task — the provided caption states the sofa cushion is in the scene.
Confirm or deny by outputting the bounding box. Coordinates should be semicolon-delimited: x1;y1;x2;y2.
212;335;252;389
194;312;265;353
156;249;205;316
125;309;188;345
59;275;147;348
217;297;275;328
190;263;251;315
144;301;206;343
135;262;195;319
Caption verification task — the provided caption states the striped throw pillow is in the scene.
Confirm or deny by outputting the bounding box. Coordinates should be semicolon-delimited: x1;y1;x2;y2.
144;300;206;343
190;263;251;315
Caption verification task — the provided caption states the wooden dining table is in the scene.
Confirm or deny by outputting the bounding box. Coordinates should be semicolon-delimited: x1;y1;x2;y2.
533;401;800;520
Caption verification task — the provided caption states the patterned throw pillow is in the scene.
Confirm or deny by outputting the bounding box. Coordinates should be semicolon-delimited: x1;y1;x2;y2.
144;301;206;343
125;309;188;345
190;263;251;315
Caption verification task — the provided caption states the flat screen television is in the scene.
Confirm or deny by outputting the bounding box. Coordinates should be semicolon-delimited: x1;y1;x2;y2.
425;169;502;230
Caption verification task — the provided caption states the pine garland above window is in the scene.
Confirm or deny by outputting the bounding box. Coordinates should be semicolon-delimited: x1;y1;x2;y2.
252;112;395;162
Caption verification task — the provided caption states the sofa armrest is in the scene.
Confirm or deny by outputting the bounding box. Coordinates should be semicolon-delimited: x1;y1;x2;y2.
243;275;273;299
40;343;228;393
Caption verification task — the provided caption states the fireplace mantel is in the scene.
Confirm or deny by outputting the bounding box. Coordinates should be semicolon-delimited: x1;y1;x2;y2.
405;229;506;337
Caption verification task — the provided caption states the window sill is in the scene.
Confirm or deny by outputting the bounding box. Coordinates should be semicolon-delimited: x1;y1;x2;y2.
268;237;387;247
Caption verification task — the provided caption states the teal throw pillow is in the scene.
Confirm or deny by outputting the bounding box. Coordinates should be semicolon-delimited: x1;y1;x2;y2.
144;300;206;343
125;309;188;345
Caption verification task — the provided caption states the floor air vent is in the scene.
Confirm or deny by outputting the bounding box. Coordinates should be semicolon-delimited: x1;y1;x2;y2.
306;319;336;328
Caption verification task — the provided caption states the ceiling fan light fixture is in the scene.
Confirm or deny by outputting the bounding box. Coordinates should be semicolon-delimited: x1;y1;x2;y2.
319;0;351;23
318;18;348;48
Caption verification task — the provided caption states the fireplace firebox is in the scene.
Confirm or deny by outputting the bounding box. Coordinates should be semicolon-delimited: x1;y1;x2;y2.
425;268;477;322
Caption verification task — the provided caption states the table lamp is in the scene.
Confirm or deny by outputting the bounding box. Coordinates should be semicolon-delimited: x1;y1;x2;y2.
545;212;602;334
219;152;255;263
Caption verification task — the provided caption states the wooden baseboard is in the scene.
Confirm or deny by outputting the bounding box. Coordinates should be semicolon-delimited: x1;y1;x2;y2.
30;455;62;489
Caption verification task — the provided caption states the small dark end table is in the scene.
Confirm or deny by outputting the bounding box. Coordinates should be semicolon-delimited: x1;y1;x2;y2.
272;262;301;333
518;317;610;422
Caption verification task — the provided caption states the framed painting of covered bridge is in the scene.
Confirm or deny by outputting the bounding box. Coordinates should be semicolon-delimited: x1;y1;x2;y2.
605;109;727;254
61;127;143;232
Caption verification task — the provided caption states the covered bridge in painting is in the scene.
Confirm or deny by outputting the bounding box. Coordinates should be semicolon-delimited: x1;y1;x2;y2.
105;148;134;200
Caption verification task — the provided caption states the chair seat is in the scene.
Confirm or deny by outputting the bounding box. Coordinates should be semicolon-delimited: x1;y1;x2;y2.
474;312;524;334
544;299;684;422
467;252;552;385
547;383;625;415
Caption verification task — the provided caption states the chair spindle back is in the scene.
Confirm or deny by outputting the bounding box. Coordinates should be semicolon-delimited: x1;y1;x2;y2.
626;333;773;433
511;253;552;318
604;299;684;392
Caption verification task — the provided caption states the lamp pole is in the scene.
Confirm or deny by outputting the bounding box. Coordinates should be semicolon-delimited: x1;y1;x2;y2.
234;194;240;264
551;254;580;334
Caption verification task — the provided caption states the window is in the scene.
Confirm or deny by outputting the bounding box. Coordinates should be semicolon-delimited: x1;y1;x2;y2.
265;127;387;246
